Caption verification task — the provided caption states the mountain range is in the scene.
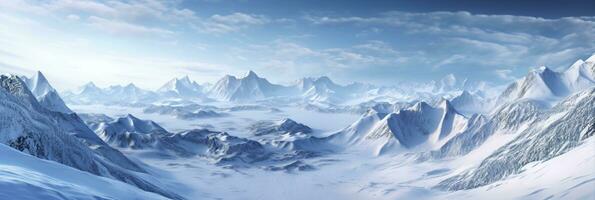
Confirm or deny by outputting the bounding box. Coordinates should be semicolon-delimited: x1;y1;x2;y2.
0;54;593;199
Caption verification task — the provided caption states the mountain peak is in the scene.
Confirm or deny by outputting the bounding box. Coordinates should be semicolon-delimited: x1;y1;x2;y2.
531;66;552;74
83;81;98;88
179;75;191;83
125;83;137;88
245;70;258;78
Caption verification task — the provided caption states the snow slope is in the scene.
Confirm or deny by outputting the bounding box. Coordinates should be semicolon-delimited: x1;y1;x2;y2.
0;143;167;200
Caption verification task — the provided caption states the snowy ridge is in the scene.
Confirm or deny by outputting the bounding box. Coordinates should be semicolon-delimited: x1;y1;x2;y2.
328;99;468;155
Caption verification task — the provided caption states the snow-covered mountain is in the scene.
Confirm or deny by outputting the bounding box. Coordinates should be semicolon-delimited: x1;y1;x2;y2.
295;76;372;103
21;71;73;113
498;55;595;104
92;114;169;149
439;86;595;190
0;75;182;199
158;75;204;98
250;118;313;136
449;90;490;115
328;99;468;155
209;71;296;101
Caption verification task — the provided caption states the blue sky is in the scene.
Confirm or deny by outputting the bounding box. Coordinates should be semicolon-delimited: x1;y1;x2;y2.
0;0;593;90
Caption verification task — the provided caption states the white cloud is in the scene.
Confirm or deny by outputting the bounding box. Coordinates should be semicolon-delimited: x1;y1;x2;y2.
87;16;174;36
195;12;270;34
66;14;80;21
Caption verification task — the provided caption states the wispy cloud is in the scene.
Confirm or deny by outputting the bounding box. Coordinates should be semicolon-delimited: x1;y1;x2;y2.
194;12;270;34
87;16;174;37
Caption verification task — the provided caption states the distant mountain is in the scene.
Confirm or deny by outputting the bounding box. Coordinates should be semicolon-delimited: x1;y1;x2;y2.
64;82;158;105
209;71;295;101
295;76;373;103
21;71;73;113
0;74;182;200
498;55;595;104
158;75;204;98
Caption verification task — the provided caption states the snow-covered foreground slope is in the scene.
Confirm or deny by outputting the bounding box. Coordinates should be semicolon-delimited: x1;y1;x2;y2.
0;143;167;200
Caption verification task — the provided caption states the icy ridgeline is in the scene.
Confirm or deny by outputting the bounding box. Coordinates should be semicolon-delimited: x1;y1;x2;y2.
0;74;182;199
